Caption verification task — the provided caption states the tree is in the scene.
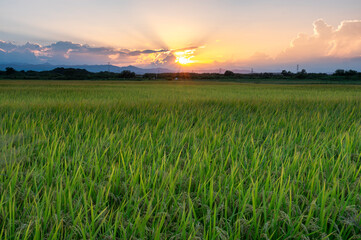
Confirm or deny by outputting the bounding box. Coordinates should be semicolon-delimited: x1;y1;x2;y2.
119;70;136;78
143;73;156;79
296;69;307;79
334;69;345;76
224;70;235;77
345;70;357;76
5;67;16;75
281;70;293;77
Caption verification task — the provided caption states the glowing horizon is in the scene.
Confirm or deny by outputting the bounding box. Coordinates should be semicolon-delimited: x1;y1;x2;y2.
1;0;361;72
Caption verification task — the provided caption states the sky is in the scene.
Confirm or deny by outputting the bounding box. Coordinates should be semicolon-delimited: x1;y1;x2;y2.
1;0;361;72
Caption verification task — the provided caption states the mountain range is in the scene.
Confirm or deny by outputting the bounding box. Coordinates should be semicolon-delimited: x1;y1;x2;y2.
0;63;173;75
0;63;258;74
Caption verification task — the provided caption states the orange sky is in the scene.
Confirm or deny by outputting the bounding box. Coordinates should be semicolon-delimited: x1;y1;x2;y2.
1;0;361;71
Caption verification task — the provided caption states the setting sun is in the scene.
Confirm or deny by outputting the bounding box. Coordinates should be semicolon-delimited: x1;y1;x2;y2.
176;56;193;65
174;50;195;65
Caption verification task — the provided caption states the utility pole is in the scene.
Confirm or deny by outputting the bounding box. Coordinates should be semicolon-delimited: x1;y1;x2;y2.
107;62;111;72
297;64;299;73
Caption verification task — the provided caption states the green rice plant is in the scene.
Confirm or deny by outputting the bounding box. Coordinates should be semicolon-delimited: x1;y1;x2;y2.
0;81;361;239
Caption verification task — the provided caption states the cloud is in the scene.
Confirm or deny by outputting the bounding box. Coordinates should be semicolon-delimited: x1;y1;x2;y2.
278;19;361;61
0;41;18;52
0;39;206;69
147;46;205;67
2;19;360;72
0;40;175;66
0;41;42;63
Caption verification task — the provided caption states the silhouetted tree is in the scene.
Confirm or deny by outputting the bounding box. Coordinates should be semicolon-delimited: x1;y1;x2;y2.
5;67;16;75
345;70;357;76
334;69;345;76
296;69;307;79
143;73;156;79
224;70;235;77
281;70;293;77
119;70;136;78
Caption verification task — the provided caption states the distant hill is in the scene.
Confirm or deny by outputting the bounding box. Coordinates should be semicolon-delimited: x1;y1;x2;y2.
0;63;173;74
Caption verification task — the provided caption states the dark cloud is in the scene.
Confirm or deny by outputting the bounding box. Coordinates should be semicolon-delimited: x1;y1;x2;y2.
0;40;204;68
0;41;17;52
128;49;169;56
0;48;40;63
0;40;171;65
128;50;142;56
18;42;42;51
141;49;169;54
48;41;82;51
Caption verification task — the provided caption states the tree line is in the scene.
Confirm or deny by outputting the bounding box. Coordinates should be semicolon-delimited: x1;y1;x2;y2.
144;69;361;81
1;67;360;81
0;67;136;80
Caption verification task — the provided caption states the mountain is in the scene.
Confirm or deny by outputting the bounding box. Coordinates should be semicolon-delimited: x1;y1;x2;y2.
0;63;173;74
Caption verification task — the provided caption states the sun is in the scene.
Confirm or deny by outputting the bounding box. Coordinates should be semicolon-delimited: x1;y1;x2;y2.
174;50;195;65
177;56;193;65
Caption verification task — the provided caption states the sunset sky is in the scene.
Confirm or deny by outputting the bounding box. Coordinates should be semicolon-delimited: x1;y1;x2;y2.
1;0;361;72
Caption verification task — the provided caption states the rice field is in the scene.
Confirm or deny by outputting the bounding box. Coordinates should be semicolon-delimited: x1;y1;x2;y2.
1;80;361;239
